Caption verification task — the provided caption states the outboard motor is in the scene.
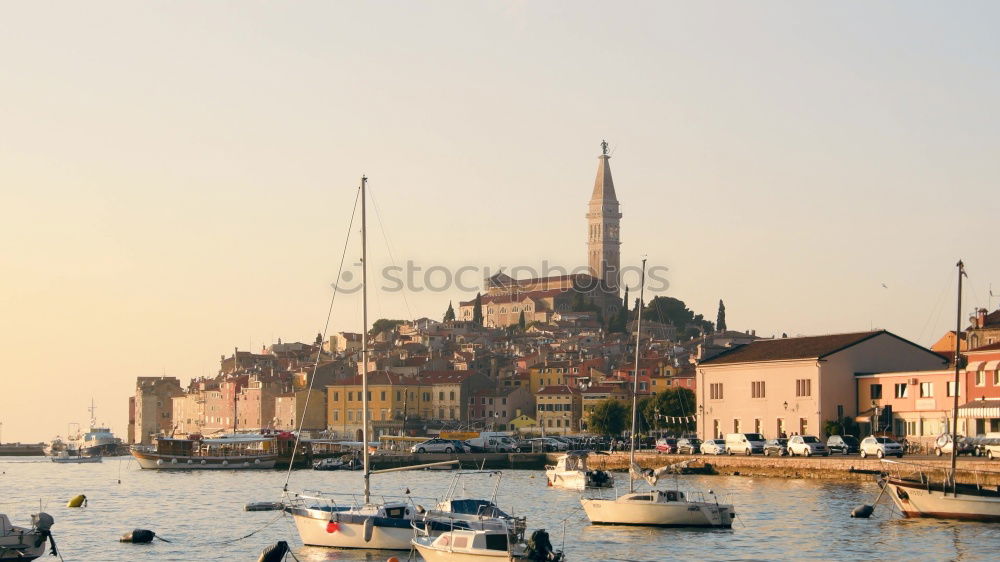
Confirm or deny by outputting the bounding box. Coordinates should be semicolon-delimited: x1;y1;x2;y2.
257;540;290;562
526;529;564;561
31;513;57;556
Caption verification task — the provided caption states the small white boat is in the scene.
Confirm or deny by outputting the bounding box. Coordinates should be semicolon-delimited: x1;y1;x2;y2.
0;513;54;561
412;528;563;562
50;450;102;464
544;451;612;490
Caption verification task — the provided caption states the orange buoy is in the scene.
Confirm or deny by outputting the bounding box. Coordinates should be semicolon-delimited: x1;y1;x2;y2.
388;558;400;562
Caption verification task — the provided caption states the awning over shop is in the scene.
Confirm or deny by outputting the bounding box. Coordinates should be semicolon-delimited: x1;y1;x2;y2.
966;361;984;372
854;408;876;423
984;360;1000;371
957;399;1000;418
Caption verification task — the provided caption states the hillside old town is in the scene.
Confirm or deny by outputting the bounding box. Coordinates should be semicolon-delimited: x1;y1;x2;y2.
128;147;1000;449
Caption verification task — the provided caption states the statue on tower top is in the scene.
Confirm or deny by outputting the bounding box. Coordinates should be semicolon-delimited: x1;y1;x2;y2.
601;139;609;156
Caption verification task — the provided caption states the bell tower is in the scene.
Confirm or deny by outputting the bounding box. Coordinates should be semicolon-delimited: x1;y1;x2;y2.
587;140;621;294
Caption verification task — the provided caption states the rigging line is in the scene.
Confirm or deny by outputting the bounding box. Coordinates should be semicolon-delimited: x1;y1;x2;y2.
965;269;988;314
282;184;361;492
368;184;415;322
916;268;955;346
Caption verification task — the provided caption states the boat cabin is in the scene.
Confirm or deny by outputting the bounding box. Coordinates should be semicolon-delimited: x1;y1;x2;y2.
622;490;687;503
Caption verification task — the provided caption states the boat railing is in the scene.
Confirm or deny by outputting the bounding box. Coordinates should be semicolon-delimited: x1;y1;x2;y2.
290;490;437;512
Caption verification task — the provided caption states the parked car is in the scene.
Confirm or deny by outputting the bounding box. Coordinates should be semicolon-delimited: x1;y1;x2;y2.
528;438;567;452
410;438;462;453
827;435;860;455
655;438;678;454
933;434;975;456
763;438;788;456
977;436;1000;460
700;439;727;455
787;435;829;457
676;438;702;455
725;433;766;455
859;436;904;458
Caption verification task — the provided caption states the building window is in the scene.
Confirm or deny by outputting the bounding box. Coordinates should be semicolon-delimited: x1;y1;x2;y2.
450;391;455;401
947;381;960;397
754;418;761;433
347;391;353;401
870;384;882;399
894;383;908;398
795;379;811;397
396;391;401;401
347;411;353;421
439;391;445;401
710;383;724;400
380;391;386;401
751;381;766;398
976;371;986;386
920;382;933;398
733;419;741;433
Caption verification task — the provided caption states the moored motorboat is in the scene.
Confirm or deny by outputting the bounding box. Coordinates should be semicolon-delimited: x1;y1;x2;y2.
0;512;54;561
411;528;563;562
544;451;612;490
130;434;277;470
50;449;102;464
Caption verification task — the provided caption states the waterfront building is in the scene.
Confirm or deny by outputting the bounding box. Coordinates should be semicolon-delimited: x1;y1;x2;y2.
536;385;583;434
696;331;946;440
132;376;183;444
325;372;428;440
967;307;1000;350
467;385;534;430
274;389;327;432
581;384;630;429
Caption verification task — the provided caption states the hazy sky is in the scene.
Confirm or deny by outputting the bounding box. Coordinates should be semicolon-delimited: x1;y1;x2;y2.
2;2;998;442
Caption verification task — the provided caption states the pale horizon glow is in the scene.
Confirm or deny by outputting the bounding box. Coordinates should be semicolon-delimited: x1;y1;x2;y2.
1;1;998;442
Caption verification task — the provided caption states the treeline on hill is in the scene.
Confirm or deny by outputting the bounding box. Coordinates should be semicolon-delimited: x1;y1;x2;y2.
608;295;715;339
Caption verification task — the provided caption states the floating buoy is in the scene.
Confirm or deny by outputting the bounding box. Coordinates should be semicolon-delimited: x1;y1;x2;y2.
326;521;339;533
387;557;400;562
120;529;156;543
851;505;874;518
66;494;87;508
257;540;290;562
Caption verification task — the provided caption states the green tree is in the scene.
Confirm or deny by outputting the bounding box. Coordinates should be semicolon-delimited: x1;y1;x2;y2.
369;319;404;338
643;296;713;336
518;310;526;330
716;299;726;332
443;301;456;322
472;293;484;325
588;399;629;436
640;387;697;434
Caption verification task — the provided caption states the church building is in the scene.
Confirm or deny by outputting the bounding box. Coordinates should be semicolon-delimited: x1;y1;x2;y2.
459;142;623;327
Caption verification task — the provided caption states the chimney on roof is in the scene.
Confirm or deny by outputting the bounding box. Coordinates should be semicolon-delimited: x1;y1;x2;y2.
976;308;987;328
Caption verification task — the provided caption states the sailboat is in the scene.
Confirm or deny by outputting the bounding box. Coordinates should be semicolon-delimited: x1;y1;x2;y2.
285;177;488;549
879;260;1000;522
580;258;735;528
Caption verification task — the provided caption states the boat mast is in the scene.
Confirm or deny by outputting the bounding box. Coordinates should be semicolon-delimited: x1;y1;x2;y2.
628;257;646;494
950;260;964;494
361;175;371;504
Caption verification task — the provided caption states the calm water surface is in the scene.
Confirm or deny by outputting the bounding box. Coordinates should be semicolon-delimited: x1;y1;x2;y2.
1;457;997;561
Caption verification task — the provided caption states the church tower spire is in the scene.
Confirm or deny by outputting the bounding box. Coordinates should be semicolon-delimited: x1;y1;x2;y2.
587;140;622;294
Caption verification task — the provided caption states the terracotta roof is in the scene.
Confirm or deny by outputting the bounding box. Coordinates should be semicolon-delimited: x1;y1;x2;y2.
327;371;414;386
537;385;580;395
582;384;625;395
699;331;909;366
419;370;473;384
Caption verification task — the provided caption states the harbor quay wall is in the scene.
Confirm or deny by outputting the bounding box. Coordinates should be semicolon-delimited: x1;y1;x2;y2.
548;452;1000;486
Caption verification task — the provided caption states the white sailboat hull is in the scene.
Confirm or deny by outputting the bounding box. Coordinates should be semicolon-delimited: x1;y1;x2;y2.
581;497;734;527
289;509;414;550
883;477;1000;522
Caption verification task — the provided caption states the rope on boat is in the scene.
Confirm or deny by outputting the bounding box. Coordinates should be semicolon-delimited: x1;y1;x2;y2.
281;185;361;492
210;511;287;545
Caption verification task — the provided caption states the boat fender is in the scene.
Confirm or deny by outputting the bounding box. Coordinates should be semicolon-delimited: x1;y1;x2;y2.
257;540;290;562
388;557;401;562
120;529;156;543
326;521;339;533
67;494;87;508
851;505;874;518
363;517;374;542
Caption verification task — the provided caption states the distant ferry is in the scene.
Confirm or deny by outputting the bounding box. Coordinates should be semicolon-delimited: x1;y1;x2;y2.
131;434;278;470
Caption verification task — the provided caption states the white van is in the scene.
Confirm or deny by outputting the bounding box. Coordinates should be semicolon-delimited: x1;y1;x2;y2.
466;432;516;452
725;433;766;455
